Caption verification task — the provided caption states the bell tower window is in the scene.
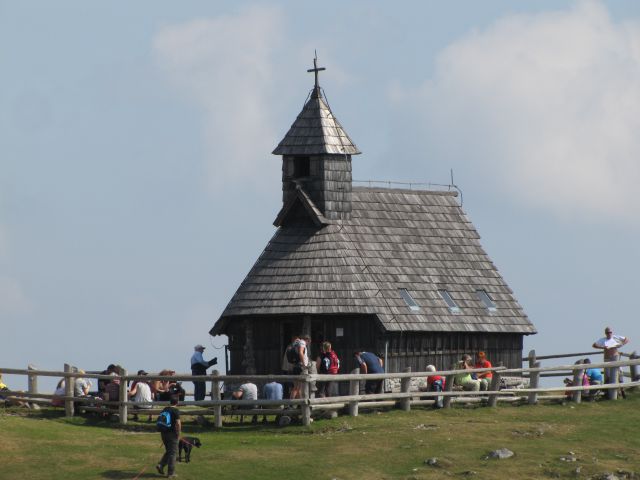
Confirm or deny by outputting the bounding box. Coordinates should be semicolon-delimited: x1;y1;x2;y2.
293;156;310;178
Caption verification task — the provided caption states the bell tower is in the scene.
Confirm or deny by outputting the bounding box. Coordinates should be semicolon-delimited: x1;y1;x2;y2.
272;56;360;222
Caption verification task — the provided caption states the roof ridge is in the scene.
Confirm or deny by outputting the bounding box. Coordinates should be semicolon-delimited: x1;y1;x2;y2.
353;186;458;196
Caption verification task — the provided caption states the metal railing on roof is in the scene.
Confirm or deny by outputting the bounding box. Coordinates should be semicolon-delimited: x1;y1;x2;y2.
353;180;463;206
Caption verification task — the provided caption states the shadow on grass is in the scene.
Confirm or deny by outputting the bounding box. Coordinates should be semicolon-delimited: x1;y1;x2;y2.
100;470;157;479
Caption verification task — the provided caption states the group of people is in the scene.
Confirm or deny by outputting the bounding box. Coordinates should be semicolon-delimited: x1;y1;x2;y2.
51;363;186;416
282;335;343;399
562;326;631;399
416;351;494;408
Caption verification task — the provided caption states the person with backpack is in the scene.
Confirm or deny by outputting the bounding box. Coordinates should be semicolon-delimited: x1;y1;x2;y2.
316;341;340;398
289;334;311;399
281;334;299;398
156;396;181;478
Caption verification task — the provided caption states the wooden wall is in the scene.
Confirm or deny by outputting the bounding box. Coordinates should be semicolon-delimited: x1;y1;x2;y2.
224;315;525;377
383;331;524;374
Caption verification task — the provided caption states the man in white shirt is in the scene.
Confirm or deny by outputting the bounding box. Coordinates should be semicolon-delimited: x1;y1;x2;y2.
592;327;629;385
190;344;217;401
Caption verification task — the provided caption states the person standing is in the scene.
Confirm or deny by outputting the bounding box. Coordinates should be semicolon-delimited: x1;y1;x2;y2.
354;351;384;394
156;396;181;478
316;341;340;398
289;335;310;399
592;327;629;384
190;344;217;401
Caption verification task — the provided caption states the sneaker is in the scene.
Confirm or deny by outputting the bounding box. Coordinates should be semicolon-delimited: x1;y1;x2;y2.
155;464;164;475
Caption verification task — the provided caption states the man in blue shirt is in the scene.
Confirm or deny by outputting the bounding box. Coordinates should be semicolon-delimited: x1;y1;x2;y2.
583;358;603;400
190;344;217;401
355;351;384;394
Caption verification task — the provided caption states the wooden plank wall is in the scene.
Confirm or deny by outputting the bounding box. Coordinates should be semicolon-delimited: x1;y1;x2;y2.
225;316;525;378
384;332;524;374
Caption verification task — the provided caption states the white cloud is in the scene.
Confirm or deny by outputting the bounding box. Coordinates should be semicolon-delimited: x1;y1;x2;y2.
398;1;640;221
153;6;285;191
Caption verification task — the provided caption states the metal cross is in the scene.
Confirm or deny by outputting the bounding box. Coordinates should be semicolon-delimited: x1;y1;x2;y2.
307;52;326;89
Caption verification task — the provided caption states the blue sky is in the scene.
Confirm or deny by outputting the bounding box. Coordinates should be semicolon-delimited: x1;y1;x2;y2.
2;0;639;388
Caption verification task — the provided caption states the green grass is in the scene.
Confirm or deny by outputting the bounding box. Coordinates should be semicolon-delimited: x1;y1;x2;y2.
2;394;640;480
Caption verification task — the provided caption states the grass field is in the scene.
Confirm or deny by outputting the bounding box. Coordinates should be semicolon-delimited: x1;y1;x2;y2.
2;394;639;480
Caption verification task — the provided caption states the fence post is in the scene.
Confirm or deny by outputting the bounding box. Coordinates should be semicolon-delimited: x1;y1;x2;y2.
301;375;311;426
400;367;411;411
27;364;38;396
528;349;536;369
119;367;128;425
528;361;541;405
212;370;222;428
487;371;501;408
608;365;619;401
64;363;74;417
443;374;454;409
571;363;584;404
629;351;638;384
348;368;359;417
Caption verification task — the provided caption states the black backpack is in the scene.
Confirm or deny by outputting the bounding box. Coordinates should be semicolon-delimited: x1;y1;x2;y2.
286;344;299;364
156;409;172;432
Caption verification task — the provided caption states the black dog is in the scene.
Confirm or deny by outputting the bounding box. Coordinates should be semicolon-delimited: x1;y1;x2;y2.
178;436;201;463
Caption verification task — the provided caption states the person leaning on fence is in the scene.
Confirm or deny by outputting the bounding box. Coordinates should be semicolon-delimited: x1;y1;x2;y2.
190;344;218;401
129;369;153;421
354;351;384;394
156;396;181;478
592;326;629;397
454;355;481;392
316;341;340;398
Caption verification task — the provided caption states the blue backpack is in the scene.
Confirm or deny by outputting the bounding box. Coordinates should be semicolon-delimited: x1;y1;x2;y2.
156;410;172;432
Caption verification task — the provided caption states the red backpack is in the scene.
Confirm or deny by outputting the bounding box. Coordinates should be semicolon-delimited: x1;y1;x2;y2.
321;350;340;374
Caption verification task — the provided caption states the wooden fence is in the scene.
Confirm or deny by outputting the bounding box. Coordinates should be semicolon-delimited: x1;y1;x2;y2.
2;350;639;427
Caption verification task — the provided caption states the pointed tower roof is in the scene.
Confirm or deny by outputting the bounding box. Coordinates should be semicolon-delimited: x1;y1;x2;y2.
272;57;361;156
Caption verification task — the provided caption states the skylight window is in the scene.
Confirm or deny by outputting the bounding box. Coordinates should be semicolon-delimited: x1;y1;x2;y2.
476;289;497;312
399;288;420;311
438;289;460;313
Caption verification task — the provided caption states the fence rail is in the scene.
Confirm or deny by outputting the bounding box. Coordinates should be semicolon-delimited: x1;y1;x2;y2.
2;351;639;427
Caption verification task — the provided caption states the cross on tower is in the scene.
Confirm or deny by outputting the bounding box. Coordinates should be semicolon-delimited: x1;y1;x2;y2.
307;53;326;89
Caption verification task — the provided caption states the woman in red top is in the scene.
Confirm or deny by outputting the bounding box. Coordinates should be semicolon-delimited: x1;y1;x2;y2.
474;352;493;391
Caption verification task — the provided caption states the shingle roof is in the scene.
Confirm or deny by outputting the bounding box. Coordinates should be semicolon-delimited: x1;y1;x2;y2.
272;88;361;156
211;187;536;336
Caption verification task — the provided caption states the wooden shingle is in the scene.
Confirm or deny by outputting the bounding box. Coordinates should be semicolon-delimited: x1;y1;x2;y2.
212;187;536;336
